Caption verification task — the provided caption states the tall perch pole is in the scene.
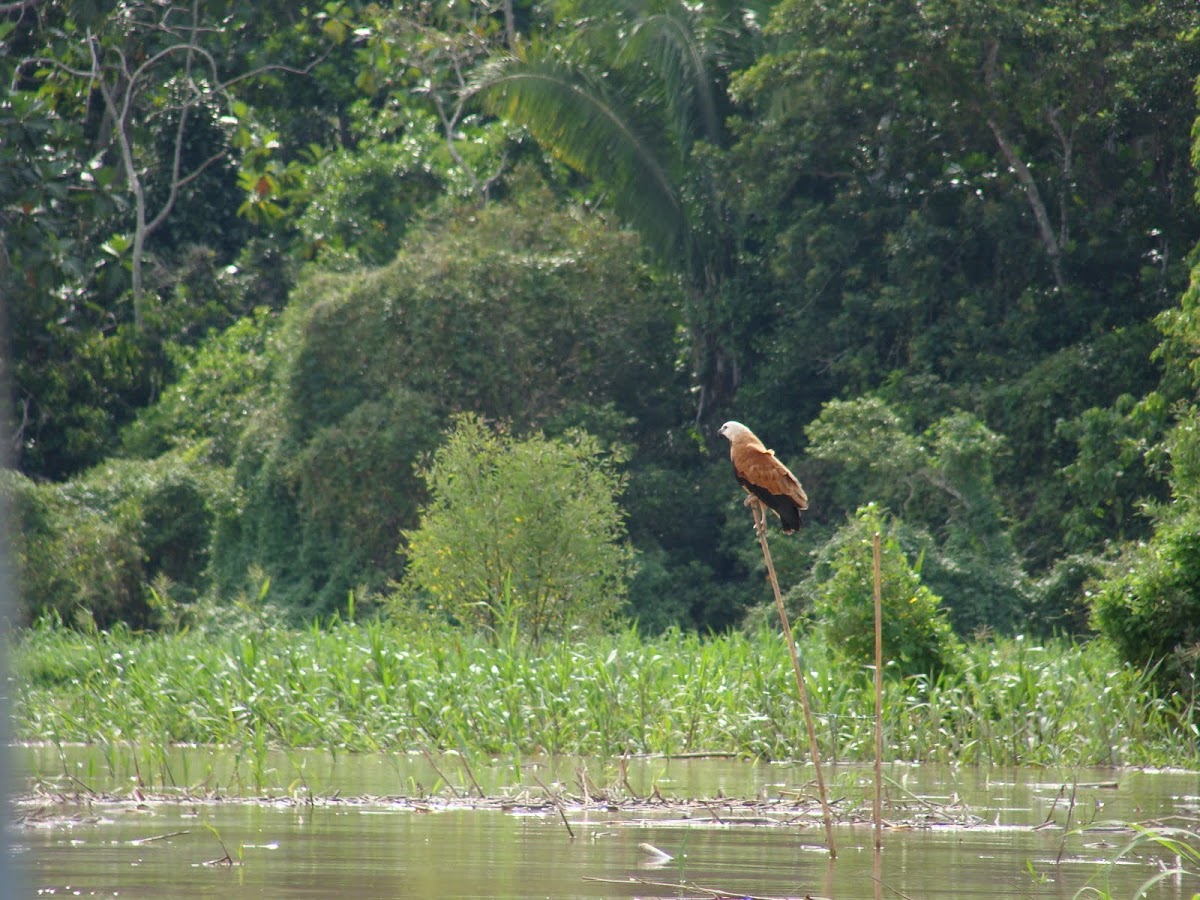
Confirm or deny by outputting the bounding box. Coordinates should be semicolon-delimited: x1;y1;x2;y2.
717;420;834;856
747;497;837;858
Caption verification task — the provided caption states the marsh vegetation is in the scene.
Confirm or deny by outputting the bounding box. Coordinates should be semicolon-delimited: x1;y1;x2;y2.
13;620;1198;769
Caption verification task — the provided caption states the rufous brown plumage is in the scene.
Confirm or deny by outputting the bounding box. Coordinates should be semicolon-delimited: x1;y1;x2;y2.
718;420;808;533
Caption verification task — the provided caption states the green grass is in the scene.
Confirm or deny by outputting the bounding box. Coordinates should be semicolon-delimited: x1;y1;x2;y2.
11;618;1199;767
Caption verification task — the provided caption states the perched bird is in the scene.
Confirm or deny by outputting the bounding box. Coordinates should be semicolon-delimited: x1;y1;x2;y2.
718;421;808;533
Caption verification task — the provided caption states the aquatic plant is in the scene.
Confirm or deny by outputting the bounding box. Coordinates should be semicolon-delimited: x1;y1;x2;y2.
11;620;1199;768
1071;823;1200;899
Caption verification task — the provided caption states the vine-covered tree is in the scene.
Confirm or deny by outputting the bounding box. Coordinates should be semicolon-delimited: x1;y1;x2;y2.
1089;130;1200;689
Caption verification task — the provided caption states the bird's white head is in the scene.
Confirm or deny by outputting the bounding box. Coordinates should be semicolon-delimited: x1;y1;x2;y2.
718;421;751;443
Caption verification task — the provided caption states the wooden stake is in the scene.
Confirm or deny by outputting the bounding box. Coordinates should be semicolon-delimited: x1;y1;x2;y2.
872;531;884;850
749;498;836;859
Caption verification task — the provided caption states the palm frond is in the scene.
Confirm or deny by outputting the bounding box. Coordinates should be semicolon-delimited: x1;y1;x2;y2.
621;6;725;154
472;48;685;262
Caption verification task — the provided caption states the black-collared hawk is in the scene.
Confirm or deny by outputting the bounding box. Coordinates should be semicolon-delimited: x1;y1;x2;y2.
718;421;808;533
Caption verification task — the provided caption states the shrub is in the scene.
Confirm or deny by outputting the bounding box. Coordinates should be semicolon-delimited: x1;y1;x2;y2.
1090;510;1200;691
2;453;232;627
398;414;635;644
2;468;145;628
804;396;1032;633
800;504;962;679
121;307;277;465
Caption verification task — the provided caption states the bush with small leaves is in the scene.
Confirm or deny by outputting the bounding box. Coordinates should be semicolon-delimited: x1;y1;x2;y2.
398;414;635;645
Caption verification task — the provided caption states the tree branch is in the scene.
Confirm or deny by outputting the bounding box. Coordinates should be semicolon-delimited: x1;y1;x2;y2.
19;0;334;327
982;40;1065;292
393;17;500;201
0;0;45;15
987;117;1065;292
144;0;205;237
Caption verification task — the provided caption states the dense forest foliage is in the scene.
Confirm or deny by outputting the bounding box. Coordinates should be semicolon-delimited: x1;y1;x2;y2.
3;1;1200;689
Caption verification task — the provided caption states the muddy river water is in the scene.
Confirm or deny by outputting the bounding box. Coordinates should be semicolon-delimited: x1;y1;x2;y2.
13;745;1200;898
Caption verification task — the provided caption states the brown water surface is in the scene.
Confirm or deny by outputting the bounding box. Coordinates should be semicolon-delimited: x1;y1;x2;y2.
15;745;1200;899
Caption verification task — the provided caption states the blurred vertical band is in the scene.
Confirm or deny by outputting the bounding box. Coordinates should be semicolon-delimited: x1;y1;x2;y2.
0;270;27;897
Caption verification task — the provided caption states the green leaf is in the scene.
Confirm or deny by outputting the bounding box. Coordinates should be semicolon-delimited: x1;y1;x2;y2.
101;234;131;257
473;46;684;262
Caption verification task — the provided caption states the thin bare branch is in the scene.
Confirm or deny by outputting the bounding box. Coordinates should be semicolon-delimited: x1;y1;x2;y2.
13;54;96;85
9;396;31;461
1045;106;1073;249
144;0;207;237
145;148;228;234
218;50;334;91
748;496;836;859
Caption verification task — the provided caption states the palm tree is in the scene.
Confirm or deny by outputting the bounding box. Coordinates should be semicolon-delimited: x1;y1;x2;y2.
473;0;761;420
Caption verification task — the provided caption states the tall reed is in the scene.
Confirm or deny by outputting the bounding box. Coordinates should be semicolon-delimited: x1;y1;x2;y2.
12;620;1198;768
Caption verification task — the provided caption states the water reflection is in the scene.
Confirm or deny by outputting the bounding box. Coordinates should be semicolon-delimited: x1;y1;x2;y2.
14;745;1200;899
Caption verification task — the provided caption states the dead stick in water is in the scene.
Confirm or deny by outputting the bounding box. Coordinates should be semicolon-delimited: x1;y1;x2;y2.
619;754;640;800
1036;784;1067;831
583;875;818;900
750;497;837;859
459;753;485;798
129;830;190;845
701;800;725;824
421;749;461;799
1056;776;1079;865
556;802;575;839
529;772;575;838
